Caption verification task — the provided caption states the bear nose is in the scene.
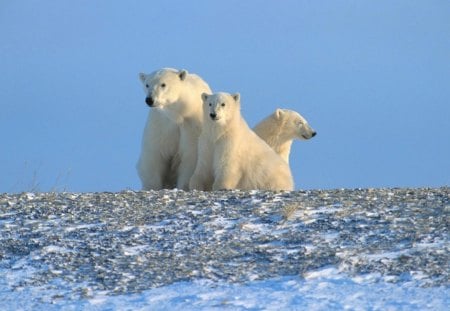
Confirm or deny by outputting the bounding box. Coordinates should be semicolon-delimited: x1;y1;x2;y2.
145;97;154;107
210;113;217;119
311;131;317;137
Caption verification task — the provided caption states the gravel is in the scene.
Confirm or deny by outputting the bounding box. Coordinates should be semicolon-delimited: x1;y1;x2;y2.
0;187;448;301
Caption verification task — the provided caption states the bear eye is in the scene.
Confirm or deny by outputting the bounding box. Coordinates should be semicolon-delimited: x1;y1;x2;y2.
209;103;212;107
161;83;166;88
145;84;149;88
221;103;225;107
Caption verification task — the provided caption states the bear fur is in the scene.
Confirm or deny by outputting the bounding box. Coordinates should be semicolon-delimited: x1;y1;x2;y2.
136;107;179;190
253;109;316;163
189;92;294;191
138;68;211;190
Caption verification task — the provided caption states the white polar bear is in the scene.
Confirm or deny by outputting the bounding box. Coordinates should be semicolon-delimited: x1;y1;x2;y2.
139;68;211;190
189;92;294;191
253;109;316;163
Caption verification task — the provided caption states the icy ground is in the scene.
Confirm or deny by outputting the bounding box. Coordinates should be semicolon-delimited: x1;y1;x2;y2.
0;188;449;310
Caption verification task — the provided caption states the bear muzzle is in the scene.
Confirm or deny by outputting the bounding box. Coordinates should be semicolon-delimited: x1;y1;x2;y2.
302;131;317;139
209;113;218;120
145;97;154;107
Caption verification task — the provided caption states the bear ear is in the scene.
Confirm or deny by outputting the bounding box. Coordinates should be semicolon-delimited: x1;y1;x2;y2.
178;70;188;81
201;93;209;102
139;72;146;82
232;93;240;102
275;109;285;119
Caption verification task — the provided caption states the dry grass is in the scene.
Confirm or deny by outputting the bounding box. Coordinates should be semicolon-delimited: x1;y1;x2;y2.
281;203;302;221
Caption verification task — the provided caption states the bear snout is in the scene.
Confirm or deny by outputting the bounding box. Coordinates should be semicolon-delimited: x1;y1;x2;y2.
210;112;217;120
145;97;154;107
302;131;317;139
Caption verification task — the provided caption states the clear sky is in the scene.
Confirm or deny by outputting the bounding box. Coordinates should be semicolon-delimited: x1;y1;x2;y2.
1;0;449;193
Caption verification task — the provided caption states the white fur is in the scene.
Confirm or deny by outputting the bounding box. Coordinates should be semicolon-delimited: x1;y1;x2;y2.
190;92;294;191
253;109;316;163
136;108;179;190
138;68;211;190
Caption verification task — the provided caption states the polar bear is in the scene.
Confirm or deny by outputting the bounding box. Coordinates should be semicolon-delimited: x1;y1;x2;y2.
139;68;211;190
189;92;294;191
253;109;316;163
137;70;181;190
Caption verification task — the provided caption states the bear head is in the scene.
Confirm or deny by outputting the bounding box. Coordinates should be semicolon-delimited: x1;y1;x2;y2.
139;68;188;109
201;92;240;126
274;109;316;140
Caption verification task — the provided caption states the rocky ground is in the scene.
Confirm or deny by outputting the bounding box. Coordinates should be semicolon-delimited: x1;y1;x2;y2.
0;188;448;302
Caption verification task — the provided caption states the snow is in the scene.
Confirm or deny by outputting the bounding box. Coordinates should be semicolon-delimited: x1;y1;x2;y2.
0;271;448;310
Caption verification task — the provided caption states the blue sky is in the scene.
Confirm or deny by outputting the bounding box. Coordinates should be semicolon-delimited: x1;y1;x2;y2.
1;0;449;192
